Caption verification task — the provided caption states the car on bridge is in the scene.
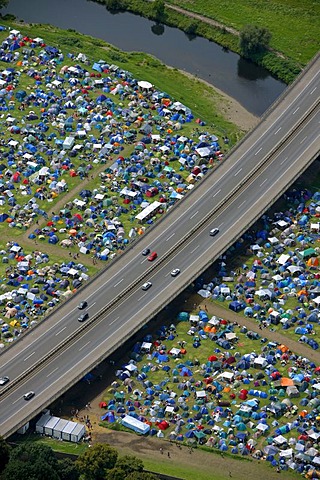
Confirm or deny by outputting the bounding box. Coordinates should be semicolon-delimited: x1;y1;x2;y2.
142;248;150;256
0;376;9;386
147;251;158;261
142;281;152;291
78;312;89;322
209;228;219;236
78;300;88;310
171;268;180;277
23;391;35;401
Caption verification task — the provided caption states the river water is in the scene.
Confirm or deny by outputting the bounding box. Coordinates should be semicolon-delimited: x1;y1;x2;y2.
4;0;286;116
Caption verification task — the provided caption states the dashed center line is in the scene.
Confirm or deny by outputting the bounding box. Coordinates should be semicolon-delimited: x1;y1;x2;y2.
274;127;281;135
189;211;198;220
79;341;91;351
237;200;246;209
24;352;35;362
190;245;199;254
47;367;58;378
114;279;123;288
212;189;221;198
260;178;268;187
166;233;176;241
292;107;300;115
255;148;262;156
300;136;307;144
234;168;242;176
55;326;66;336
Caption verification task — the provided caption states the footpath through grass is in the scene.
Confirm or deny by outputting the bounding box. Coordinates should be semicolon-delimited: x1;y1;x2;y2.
169;0;319;65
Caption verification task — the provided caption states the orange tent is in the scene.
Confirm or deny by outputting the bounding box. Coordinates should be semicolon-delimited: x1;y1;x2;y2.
279;344;289;353
299;410;308;418
307;257;319;266
280;377;294;387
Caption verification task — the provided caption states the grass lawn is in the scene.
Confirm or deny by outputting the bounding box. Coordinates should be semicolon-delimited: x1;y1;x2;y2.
168;0;320;64
10;432;88;455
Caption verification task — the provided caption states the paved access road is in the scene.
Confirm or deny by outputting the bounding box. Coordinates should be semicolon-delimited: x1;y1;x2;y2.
0;56;319;438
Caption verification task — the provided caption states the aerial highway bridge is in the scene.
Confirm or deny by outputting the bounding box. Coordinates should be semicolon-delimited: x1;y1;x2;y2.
0;54;319;438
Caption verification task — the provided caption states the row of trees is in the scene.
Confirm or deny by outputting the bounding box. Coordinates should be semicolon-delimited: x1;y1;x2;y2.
0;437;158;480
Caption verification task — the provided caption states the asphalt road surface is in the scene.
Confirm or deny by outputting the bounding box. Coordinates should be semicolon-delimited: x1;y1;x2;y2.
0;56;319;437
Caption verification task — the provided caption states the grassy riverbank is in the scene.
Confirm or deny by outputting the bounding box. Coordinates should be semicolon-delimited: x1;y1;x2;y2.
90;0;320;83
0;17;247;135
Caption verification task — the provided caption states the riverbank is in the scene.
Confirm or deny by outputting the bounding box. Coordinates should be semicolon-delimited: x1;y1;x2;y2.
176;68;259;131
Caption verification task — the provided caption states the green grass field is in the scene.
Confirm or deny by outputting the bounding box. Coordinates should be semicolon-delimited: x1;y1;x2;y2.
168;0;320;65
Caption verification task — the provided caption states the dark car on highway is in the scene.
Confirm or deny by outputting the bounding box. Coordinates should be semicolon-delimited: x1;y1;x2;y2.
142;248;150;256
78;300;88;310
78;312;89;322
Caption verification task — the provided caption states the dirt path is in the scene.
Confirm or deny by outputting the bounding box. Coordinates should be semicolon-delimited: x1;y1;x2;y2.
167;4;239;36
58;291;318;480
204;301;320;364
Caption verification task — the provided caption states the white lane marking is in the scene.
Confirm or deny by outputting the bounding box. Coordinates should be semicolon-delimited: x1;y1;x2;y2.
310;87;317;95
47;367;58;378
300;136;307;144
79;341;90;351
274;127;281;135
24;352;35;362
280;156;288;165
293;107;300;115
218;222;224;228
110;317;119;325
1;307;78;369
137;293;148;301
234;168;242;176
238;200;246;209
113;279;123;288
189;211;198;220
2;74;318;378
55;326;66;336
166;233;176;241
2;137;316;424
260;178;268;187
212;189;221;198
190;245;199;254
87;302;96;310
255;147;262;156
12;398;21;405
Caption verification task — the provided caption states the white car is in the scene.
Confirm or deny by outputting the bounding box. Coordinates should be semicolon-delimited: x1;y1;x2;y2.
23;391;35;401
171;268;180;277
142;281;152;291
0;376;9;386
209;228;219;236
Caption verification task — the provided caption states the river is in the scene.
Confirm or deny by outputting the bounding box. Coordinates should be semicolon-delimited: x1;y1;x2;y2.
3;0;286;116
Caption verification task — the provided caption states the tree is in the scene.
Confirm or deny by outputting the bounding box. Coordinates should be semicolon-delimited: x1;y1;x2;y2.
0;0;8;10
115;455;144;476
57;458;80;480
10;442;58;468
2;443;60;480
75;443;118;480
2;458;60;480
104;467;127;480
126;472;159;480
0;436;10;473
239;25;272;56
152;0;165;21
